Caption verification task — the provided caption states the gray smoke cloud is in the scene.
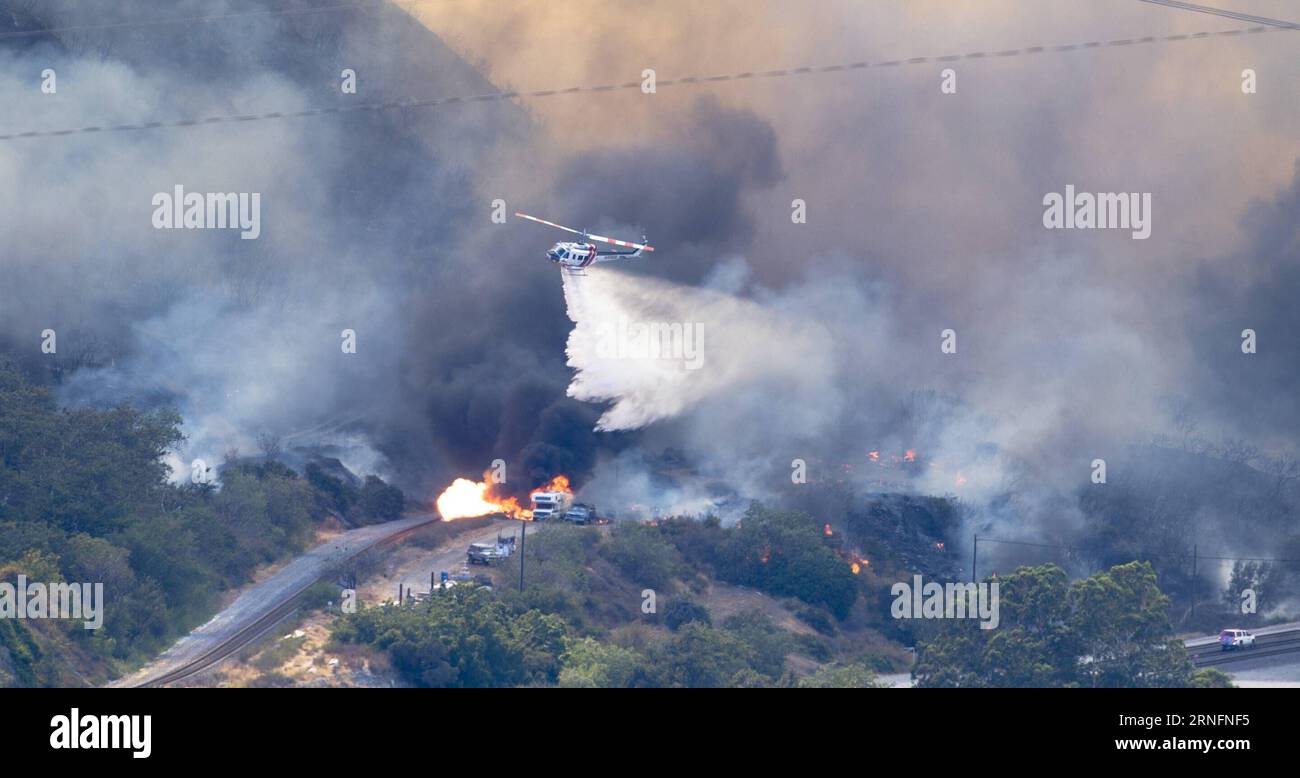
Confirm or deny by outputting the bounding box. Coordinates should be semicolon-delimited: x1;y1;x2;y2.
0;0;558;494
2;1;1297;572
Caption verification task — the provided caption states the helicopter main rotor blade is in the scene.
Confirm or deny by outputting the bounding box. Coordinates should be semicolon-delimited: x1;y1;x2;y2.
514;212;584;236
585;232;654;252
515;212;654;252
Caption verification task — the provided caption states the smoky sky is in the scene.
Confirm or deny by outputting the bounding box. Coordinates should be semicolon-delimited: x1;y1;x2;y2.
549;95;784;284
0;0;550;492
1189;162;1300;450
0;0;792;500
1;0;1298;537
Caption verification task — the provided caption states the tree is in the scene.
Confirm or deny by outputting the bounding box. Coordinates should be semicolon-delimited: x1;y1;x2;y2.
332;588;569;688
1191;668;1235;688
916;564;1075;688
1068;562;1193;688
663;598;712;631
305;462;359;516
607;521;683;590
1223;560;1279;618
721;610;798;679
0;357;346;679
799;662;887;688
558;638;645;688
646;622;756;688
358;475;405;522
715;504;858;618
915;562;1196;688
256;432;282;461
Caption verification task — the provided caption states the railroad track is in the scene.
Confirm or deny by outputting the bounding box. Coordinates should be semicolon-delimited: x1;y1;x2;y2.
142;588;309;687
124;516;440;687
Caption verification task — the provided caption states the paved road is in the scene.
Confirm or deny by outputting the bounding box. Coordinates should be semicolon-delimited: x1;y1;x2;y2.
109;513;443;687
1185;621;1300;672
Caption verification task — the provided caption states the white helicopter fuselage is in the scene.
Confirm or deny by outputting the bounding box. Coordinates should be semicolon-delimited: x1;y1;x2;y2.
546;241;599;270
517;211;653;272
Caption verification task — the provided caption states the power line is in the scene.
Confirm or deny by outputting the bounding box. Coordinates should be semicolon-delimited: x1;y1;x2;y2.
1;22;1290;142
1135;0;1300;30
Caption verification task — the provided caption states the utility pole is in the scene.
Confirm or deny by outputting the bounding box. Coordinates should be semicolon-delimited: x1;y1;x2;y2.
1191;544;1198;621
518;519;527;593
972;534;979;581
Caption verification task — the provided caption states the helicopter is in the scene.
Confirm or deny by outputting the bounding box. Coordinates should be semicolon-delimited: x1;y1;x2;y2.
515;212;653;273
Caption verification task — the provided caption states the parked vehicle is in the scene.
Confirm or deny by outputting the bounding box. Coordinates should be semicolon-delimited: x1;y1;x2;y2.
467;534;516;565
531;490;573;521
563;503;597;524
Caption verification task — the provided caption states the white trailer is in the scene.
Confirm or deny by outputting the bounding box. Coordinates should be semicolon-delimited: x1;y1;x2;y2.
530;490;573;520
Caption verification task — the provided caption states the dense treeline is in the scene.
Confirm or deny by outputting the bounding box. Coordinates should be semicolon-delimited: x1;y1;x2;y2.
331;507;1218;688
332;586;885;689
913;562;1228;688
0;357;400;686
330;504;884;688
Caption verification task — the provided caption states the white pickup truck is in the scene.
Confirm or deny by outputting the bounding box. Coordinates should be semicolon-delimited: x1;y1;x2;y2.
1218;628;1256;651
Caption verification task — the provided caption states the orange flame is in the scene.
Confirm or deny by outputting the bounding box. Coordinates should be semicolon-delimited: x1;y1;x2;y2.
436;478;527;520
531;474;572;497
823;523;834;537
436;473;572;521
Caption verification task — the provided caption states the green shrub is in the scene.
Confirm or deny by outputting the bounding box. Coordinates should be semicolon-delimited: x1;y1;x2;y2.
607;521;683;591
714;504;858;619
664;598;712;631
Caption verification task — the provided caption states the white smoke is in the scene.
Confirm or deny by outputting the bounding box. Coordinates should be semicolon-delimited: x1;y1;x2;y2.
558;259;1040;518
561;267;835;432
